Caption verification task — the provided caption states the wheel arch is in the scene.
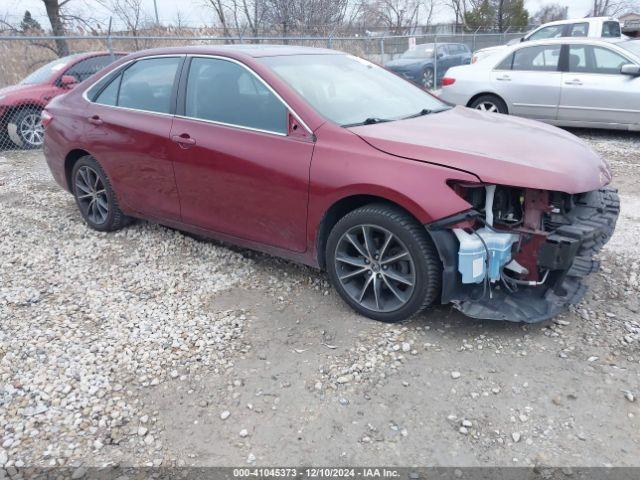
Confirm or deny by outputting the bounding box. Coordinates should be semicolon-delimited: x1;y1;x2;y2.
466;92;509;113
5;102;46;120
64;149;92;191
315;193;426;269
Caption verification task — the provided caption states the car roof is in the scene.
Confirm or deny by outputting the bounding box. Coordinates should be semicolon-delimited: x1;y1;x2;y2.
64;51;126;60
540;16;615;27
130;44;341;59
512;37;628;48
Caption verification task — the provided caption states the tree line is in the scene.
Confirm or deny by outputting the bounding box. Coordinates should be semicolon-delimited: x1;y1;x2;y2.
3;0;639;57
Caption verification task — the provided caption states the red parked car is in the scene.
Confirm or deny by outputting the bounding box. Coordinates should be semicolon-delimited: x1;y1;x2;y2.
0;52;124;149
42;46;619;323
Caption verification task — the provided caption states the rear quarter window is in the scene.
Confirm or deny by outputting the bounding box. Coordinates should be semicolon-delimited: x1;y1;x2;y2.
602;21;621;37
495;53;514;70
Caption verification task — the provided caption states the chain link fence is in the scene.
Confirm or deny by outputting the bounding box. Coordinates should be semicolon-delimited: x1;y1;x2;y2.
0;31;525;150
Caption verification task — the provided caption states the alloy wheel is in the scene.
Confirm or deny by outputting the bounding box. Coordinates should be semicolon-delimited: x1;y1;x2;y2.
75;166;109;225
421;69;434;89
334;224;416;313
19;113;45;147
475;102;499;113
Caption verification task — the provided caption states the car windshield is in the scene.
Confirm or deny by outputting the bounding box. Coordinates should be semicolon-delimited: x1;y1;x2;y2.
260;54;447;127
20;55;80;85
618;41;640;60
400;45;435;59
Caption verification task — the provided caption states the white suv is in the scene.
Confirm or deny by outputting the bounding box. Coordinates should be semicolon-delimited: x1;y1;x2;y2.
473;17;623;62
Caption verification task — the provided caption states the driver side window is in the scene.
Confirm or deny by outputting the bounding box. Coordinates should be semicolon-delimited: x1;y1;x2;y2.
528;24;565;41
184;57;287;134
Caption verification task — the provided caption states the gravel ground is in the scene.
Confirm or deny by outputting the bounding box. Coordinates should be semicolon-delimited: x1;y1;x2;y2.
0;129;639;470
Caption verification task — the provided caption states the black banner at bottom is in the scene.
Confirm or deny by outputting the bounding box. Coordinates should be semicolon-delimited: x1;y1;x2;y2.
2;467;640;480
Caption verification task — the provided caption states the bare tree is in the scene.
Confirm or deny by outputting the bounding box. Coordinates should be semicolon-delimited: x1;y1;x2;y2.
96;0;149;49
359;0;433;34
532;3;568;24
445;0;468;28
42;0;70;56
590;0;640;16
205;0;237;39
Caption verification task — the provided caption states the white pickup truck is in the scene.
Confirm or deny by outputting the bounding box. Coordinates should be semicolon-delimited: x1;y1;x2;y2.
473;17;624;62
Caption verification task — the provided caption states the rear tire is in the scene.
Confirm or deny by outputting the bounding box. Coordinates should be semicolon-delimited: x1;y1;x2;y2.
469;94;508;114
326;203;441;323
71;155;131;232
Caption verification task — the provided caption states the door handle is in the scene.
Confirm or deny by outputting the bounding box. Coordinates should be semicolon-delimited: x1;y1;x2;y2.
87;115;103;125
172;133;196;148
496;75;511;81
564;79;583;86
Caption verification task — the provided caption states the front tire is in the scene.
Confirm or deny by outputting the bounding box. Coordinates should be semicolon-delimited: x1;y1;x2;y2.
326;204;441;323
71;155;131;232
8;107;44;149
469;94;508;114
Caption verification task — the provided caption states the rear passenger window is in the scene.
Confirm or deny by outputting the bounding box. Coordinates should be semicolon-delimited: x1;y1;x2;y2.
184;57;287;134
512;45;561;71
117;57;181;113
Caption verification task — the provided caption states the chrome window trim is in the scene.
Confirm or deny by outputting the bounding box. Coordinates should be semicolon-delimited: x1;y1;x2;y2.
183;53;313;137
81;54;183;105
81;52;313;139
174;114;287;137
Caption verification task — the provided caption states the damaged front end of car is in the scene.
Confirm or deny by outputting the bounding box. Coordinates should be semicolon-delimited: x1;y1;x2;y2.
428;183;620;323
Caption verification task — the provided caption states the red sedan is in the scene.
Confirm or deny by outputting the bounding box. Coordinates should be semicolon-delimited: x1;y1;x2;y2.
0;52;124;149
42;46;619;323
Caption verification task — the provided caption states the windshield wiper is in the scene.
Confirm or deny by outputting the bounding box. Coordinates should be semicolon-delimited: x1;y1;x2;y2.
402;107;452;120
342;117;391;128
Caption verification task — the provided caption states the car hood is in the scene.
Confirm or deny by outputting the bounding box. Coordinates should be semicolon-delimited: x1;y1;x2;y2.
476;45;507;54
349;106;611;194
0;84;33;96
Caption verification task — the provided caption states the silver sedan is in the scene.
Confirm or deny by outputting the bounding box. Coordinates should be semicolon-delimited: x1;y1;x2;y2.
438;38;640;131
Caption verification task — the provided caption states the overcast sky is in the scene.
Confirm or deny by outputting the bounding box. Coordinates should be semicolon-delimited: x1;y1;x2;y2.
2;0;602;30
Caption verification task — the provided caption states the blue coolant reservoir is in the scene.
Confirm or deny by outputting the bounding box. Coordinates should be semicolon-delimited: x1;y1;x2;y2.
454;228;518;284
453;229;487;284
476;228;518;282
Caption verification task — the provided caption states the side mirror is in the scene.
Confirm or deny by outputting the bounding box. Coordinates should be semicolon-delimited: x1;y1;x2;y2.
621;64;640;76
60;75;79;89
437;52;444;59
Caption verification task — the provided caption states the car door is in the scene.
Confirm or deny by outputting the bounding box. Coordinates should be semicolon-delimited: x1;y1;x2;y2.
84;56;184;221
559;44;640;126
170;56;315;253
448;44;464;67
491;44;562;120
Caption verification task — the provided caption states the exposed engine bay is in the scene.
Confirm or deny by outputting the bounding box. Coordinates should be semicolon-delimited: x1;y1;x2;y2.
428;184;620;323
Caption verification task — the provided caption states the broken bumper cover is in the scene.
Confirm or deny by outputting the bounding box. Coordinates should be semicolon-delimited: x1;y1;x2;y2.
428;187;620;323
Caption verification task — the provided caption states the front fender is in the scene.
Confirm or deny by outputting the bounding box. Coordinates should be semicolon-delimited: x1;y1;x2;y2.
306;124;479;263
